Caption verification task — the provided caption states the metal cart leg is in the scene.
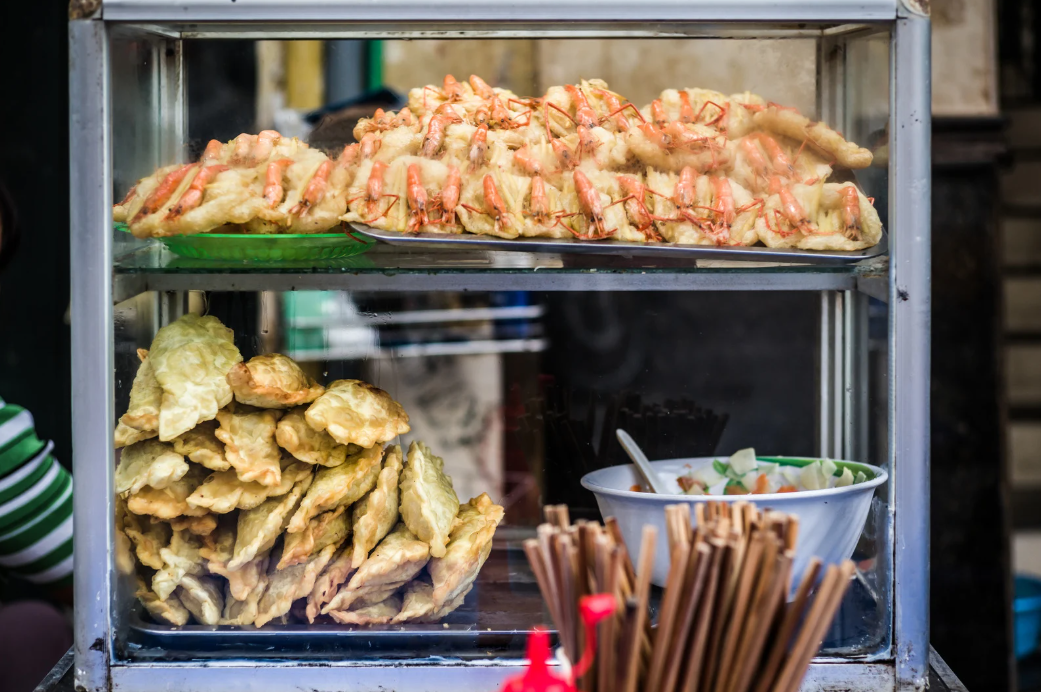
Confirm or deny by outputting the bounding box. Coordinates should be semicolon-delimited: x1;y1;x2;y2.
69;18;114;692
891;6;932;690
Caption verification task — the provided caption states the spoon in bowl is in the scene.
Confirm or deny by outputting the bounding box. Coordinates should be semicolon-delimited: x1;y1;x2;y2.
616;429;671;494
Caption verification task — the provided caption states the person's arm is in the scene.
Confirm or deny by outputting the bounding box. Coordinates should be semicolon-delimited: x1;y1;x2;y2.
0;398;74;599
0;182;73;604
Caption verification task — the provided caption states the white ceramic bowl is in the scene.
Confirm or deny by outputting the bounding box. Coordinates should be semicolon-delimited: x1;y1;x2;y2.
580;456;888;589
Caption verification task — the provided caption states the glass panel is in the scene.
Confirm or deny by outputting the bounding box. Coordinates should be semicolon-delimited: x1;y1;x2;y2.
843;29;891;222
106;25;894;665
109;31;890;273
110;32;166;259
112;287;891;662
823;293;890;658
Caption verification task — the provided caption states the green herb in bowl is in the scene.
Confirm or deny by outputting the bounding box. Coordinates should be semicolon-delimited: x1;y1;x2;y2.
676;448;872;496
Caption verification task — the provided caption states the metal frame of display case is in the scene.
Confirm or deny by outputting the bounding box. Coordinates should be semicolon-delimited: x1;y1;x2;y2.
69;2;930;690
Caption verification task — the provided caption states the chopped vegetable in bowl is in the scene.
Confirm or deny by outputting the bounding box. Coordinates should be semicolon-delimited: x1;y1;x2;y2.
674;448;871;496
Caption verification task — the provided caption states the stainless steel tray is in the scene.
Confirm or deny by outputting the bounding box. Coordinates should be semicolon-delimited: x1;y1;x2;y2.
350;224;888;266
125;548;547;658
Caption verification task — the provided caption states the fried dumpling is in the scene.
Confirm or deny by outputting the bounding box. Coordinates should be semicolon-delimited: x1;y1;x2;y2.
305;379;410;448
168;513;218;536
115;440;189;495
227;354;325;409
254;542;339;627
126;463;209;520
228;475;312;570
220;570;268;626
136;577;190;626
148;314;243;441
306;543;357;623
198;517;235;564
201;523;268;603
278;506;350;570
428;493;503;609
153;529;205;600
391;577;437;624
276;406;354;467
752;105;872;169
399;441;459;558
114;421;158;449
123;509;171;570
351;445;403;567
177;574;225;625
215;408;284;487
115;499;139;575
392;578;471;624
217;551;270;604
328;594;402;626
323;522;429;613
432;584;471;620
172;420;230;472
287;444;383;534
116;526;136;575
187;459;313;514
115;349;162;448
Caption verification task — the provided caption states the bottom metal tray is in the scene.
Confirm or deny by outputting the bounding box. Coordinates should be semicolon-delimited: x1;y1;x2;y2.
351;224;889;266
125;546;549;659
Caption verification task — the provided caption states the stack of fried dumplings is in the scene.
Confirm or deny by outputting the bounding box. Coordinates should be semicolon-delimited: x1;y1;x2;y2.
114;313;503;627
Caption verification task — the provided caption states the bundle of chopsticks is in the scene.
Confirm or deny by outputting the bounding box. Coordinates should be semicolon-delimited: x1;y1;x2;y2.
523;503;855;692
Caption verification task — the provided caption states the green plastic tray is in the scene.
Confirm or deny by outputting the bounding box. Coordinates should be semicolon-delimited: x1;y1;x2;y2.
116;223;373;261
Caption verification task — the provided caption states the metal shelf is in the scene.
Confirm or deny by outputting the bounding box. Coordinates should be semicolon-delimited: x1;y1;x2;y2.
34;647;973;692
100;0;900;25
112;246;888;300
69;6;933;689
289;337;548;360
288;305;545;329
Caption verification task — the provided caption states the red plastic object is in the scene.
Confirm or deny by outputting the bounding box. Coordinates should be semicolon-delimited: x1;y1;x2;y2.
500;628;575;692
500;594;618;692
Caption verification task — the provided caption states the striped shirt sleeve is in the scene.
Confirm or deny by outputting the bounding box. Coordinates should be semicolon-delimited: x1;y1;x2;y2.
0;400;73;586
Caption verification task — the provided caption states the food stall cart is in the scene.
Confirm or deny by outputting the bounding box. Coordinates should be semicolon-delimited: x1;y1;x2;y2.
67;1;933;690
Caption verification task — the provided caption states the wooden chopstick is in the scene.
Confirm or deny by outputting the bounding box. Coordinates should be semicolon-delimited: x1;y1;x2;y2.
647;538;692;692
555;534;579;662
680;537;726;692
525;503;847;692
726;548;788;692
666;505;682;560
774;561;855;692
712;532;765;692
621;525;656;692
617;598;640;687
752;557;822;692
701;534;737;691
523;538;564;633
769;564;841;692
605;517;638;587
660;542;711;692
600;548;624;692
783;516;799;553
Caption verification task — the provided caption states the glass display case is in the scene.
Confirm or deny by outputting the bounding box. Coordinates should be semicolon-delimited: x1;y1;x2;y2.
69;2;930;691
